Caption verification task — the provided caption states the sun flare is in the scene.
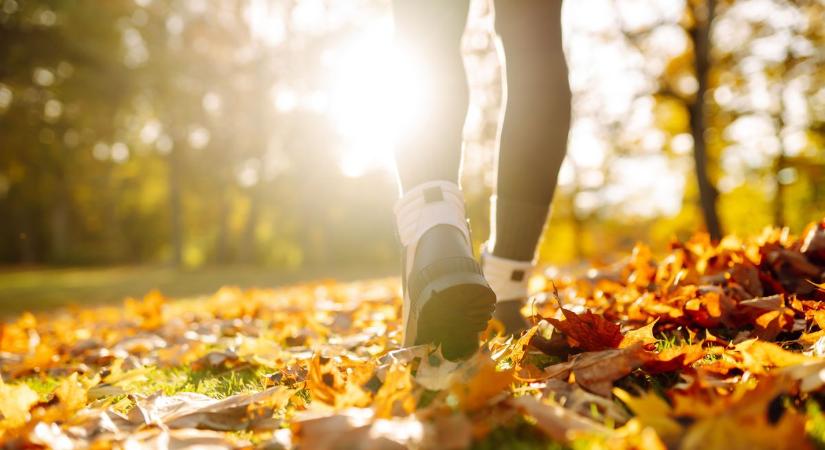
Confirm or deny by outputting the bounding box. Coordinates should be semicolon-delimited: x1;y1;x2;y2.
325;21;429;178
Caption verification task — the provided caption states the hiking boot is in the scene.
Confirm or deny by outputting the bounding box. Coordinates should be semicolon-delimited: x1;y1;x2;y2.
481;245;533;335
395;181;496;360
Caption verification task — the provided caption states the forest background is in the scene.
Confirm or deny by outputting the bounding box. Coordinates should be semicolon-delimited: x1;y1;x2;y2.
1;0;823;306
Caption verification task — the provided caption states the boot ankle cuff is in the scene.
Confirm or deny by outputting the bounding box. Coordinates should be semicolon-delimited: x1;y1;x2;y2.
481;243;534;302
394;181;469;248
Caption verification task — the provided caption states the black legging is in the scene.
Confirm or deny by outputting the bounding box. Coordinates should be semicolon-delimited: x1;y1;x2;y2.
393;0;570;262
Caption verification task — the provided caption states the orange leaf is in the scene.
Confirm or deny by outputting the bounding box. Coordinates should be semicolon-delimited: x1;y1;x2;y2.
450;353;514;411
643;344;705;374
620;319;658;348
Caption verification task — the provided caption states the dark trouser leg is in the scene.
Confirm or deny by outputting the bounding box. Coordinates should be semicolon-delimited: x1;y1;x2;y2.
392;0;471;192
392;1;496;359
490;0;571;262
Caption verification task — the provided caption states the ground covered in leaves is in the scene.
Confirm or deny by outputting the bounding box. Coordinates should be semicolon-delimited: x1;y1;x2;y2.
5;221;825;449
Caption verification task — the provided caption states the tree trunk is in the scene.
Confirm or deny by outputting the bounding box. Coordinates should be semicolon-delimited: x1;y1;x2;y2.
689;0;723;241
49;152;76;263
215;191;230;264
774;86;789;227
168;146;184;267
569;188;585;259
239;188;259;264
774;150;786;227
14;206;36;264
49;187;69;263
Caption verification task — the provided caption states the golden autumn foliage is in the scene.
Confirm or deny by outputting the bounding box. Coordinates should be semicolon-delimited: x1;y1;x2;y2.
3;219;825;448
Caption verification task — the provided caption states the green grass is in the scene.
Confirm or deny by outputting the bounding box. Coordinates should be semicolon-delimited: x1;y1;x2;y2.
654;332;683;352
17;375;63;398
472;419;567;450
0;264;393;316
16;366;274;401
807;402;825;450
101;365;273;399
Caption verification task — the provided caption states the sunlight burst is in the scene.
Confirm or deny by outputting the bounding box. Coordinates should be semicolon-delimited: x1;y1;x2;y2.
325;21;429;178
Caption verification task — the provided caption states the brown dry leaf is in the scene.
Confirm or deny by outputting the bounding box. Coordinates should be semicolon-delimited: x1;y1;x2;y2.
544;379;630;424
130;386;293;431
509;395;612;444
750;300;795;340
740;294;783;310
291;409;421;450
546;309;623;351
118;428;245;449
544;344;650;397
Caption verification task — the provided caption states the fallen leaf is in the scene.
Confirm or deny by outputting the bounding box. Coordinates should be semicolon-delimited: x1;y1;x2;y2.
0;378;39;429
614;388;682;447
546;309;623;351
373;363;415;418
620;319;658;348
508;395;612;443
307;354;373;409
130;386;293;431
449;352;514;411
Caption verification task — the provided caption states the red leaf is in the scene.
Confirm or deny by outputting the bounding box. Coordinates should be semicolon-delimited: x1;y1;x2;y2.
545;309;623;351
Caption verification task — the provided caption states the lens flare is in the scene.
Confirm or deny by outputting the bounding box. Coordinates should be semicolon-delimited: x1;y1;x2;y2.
326;22;429;178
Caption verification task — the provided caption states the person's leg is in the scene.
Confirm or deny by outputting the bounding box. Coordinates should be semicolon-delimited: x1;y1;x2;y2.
491;0;570;261
391;0;495;359
392;0;470;191
485;0;571;332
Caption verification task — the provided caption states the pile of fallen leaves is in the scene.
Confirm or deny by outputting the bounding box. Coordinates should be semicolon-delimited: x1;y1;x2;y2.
4;220;825;449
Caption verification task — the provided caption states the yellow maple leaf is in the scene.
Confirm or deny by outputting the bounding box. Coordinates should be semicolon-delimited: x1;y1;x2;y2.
373;363;415;418
0;377;39;430
614;388;682;447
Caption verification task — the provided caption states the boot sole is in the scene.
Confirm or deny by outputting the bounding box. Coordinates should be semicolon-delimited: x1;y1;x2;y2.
413;272;496;360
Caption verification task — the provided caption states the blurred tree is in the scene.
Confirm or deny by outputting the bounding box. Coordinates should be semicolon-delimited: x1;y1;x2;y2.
709;0;825;234
0;0;822;272
688;0;722;240
0;1;136;263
